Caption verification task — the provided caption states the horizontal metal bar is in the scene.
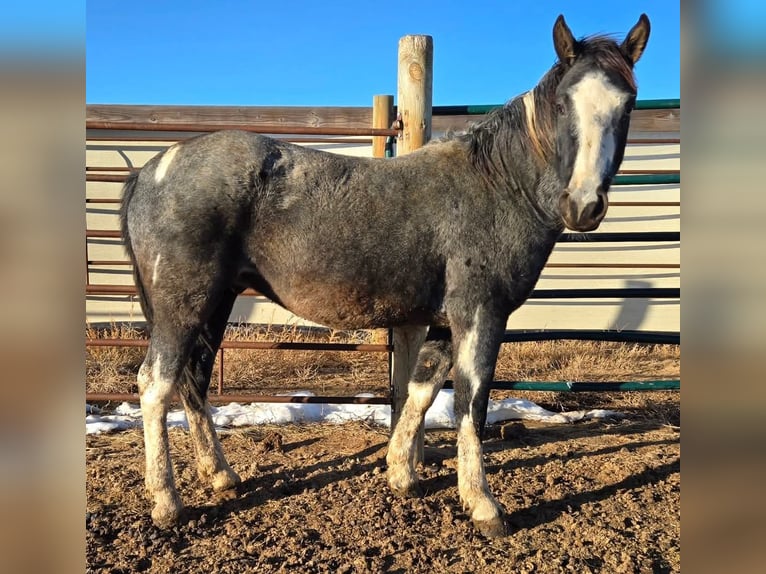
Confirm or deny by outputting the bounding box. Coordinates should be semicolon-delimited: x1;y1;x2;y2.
431;99;679;116
613;174;679;185
609;201;680;207
627;138;680;145
502;329;679;344
86;169;680;184
86;260;679;270
490;380;680;391
86;230;121;238
87;378;679;407
528;288;679;299
86;338;392;352
86;392;391;405
87;174;129;183
87;166;131;171
86;284;134;294
87;260;131;266
617;169;678;175
479;380;680;391
558;231;679;242
544;262;679;269
85;284;680;300
86;198;121;204
86;230;681;243
634;99;681;110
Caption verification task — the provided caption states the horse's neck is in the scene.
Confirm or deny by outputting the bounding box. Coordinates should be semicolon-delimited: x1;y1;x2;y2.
500;121;563;230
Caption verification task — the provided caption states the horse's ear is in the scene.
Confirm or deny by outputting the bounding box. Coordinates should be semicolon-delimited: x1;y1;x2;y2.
622;13;651;64
553;14;577;65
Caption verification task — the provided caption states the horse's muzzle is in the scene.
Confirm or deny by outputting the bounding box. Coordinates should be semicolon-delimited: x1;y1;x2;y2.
559;188;609;232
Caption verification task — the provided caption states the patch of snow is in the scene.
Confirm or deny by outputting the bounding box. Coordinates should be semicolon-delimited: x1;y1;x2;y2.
85;389;623;435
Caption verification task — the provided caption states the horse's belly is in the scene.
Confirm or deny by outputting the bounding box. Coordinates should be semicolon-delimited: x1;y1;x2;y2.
283;284;435;329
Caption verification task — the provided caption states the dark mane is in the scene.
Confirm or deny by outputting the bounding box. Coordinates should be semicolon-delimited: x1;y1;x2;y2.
465;34;637;175
576;34;637;91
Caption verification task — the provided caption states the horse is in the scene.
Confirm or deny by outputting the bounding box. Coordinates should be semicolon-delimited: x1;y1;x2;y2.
120;14;650;538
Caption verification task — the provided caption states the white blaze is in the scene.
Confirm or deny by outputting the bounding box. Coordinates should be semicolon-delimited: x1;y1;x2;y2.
567;71;627;213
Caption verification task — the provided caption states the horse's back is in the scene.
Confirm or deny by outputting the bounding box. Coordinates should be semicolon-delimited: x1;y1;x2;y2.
122;130;453;329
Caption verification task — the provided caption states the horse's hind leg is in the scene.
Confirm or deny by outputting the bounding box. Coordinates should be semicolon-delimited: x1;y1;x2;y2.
176;291;240;492
387;327;453;498
138;324;197;528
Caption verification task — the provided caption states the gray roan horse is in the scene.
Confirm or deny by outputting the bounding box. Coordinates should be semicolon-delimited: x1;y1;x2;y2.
121;14;650;537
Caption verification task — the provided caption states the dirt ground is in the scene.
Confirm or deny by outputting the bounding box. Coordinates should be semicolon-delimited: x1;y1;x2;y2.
86;398;680;573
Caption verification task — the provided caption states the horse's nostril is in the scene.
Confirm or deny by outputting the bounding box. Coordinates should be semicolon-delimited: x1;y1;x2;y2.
595;195;605;216
594;193;608;219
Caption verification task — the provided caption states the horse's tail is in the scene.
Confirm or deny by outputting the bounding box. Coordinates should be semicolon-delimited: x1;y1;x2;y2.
120;170;154;330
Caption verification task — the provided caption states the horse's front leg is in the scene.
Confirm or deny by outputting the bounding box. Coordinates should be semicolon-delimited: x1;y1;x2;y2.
386;327;453;497
451;307;508;538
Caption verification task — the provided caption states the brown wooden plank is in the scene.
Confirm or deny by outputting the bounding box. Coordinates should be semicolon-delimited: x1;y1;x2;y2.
86;104;374;128
87;104;679;134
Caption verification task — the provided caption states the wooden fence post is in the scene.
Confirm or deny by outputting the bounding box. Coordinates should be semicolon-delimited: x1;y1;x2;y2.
390;35;433;466
372;94;393;159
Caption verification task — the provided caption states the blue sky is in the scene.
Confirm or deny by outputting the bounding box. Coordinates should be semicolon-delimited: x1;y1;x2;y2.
86;1;679;106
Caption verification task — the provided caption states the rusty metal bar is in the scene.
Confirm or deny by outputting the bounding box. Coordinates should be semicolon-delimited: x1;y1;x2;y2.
87;230;121;238
218;349;224;395
86;260;679;271
86;338;393;352
86;392;391;405
86;285;678;301
86;284;259;296
86;284;134;294
87;174;128;183
87;120;399;137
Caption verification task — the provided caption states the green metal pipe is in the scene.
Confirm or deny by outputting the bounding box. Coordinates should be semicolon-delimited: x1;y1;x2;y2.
614;174;679;185
634;98;681;110
490;380;680;392
431;98;679;116
444;380;680;392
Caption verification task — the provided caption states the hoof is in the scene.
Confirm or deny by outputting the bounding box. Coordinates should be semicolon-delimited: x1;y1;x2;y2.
150;492;182;529
211;468;241;492
387;473;423;498
389;481;423;499
473;515;507;538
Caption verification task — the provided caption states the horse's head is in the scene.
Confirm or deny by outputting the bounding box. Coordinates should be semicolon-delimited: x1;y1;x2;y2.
552;14;650;232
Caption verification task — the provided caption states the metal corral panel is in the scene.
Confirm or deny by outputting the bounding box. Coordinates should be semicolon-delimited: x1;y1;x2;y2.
86;125;679;333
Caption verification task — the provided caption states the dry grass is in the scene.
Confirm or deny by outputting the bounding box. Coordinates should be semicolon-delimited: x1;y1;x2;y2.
86;323;146;394
86;323;679;424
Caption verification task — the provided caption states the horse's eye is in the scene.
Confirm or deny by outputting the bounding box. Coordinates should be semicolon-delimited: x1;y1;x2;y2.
556;102;566;116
